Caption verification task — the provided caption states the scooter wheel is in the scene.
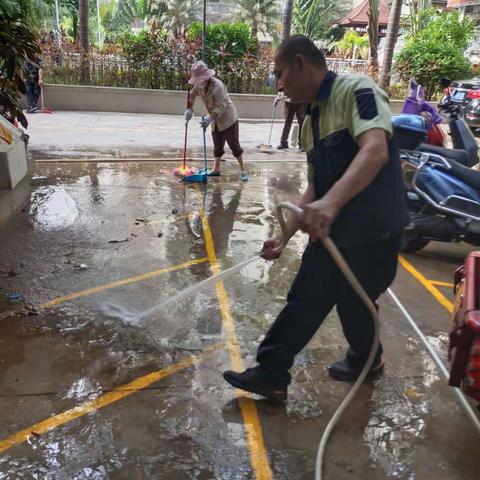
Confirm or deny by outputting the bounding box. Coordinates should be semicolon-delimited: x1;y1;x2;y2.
401;235;430;253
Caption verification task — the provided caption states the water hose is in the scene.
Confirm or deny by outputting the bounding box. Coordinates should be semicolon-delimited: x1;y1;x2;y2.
275;202;380;480
277;203;480;479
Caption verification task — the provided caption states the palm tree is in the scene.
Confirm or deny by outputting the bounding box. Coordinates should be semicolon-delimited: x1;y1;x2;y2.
293;0;347;41
7;0;53;30
379;0;403;91
79;0;89;52
367;0;379;79
408;0;431;35
281;0;294;41
235;0;279;40
111;0;154;30
159;0;201;37
79;0;89;82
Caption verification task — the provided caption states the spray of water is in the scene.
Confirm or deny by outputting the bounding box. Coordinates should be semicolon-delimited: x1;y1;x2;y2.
101;256;259;326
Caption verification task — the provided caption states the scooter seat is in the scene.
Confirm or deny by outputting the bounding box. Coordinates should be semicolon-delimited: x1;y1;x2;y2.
417;143;471;166
446;159;480;191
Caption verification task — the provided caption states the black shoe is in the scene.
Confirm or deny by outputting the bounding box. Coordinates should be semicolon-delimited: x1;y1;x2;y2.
277;144;288;150
328;356;384;382
223;368;287;401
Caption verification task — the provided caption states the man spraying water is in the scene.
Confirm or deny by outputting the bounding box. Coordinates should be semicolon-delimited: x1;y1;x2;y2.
223;35;409;401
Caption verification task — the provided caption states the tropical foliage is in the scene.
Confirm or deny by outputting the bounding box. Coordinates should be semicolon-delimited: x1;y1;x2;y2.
234;0;280;40
395;9;474;99
187;21;257;69
335;31;369;60
293;0;347;41
41;26;270;94
158;0;201;37
0;4;40;127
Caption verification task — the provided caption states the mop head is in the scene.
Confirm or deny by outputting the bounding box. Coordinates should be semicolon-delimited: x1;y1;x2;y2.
257;143;274;154
172;165;198;177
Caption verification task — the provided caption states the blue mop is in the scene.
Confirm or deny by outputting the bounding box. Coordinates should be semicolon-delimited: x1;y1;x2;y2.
183;116;208;183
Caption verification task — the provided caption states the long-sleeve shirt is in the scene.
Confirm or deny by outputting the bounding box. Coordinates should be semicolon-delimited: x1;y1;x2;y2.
189;77;238;132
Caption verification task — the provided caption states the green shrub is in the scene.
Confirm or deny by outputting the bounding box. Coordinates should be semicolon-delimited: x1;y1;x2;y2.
186;22;257;68
395;9;474;99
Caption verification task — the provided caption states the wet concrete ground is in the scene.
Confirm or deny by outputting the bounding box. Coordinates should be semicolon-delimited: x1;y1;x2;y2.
24;111;305;162
1;153;480;478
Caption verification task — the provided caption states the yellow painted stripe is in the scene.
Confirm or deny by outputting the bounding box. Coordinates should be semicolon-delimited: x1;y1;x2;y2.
429;280;454;288
194;185;272;479
0;343;224;454
399;256;453;313
40;258;208;308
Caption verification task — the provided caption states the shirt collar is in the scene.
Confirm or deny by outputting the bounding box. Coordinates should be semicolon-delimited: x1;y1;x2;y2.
314;70;337;102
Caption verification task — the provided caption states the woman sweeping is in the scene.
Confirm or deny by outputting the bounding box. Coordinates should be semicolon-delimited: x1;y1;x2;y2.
184;61;248;181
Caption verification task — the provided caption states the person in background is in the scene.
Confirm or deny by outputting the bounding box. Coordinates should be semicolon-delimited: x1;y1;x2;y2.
184;61;248;181
24;56;43;114
274;87;307;150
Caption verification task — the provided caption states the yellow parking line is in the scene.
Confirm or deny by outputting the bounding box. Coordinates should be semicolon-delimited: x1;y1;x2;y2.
0;342;224;454
40;258;208;308
429;280;454;288
194;185;272;480
399;256;453;313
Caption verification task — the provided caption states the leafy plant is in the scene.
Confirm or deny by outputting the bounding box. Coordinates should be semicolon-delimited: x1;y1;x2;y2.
335;31;369;60
159;0;201;37
234;0;280;40
293;0;347;41
0;4;40;127
395;9;474;99
187;22;257;68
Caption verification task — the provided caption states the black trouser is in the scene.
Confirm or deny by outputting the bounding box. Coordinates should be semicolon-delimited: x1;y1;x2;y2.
257;237;401;386
280;102;307;147
25;79;40;109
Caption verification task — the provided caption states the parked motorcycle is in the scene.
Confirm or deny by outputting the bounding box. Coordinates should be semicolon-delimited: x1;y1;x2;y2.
393;86;478;168
392;82;480;252
400;150;480;252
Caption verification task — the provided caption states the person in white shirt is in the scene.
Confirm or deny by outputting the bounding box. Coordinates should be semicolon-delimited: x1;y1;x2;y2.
184;61;248;181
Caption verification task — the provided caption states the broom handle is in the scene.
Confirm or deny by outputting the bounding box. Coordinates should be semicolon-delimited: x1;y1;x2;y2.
202;116;207;171
183;122;188;170
183;91;190;170
267;103;276;146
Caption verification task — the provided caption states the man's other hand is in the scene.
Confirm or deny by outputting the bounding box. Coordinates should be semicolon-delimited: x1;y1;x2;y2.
260;235;284;260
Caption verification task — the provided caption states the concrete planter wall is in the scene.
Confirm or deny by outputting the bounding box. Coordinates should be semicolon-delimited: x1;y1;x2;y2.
37;84;404;117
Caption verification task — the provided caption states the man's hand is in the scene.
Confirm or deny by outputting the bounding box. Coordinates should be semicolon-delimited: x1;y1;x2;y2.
299;198;340;241
260;235;284;260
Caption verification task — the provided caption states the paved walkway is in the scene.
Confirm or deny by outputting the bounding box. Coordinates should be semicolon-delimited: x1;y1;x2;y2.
25;111;305;162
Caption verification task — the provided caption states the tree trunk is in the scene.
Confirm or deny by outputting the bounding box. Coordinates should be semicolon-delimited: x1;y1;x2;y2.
79;0;89;83
281;0;294;41
379;0;403;91
79;0;89;52
367;0;379;80
252;20;258;39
